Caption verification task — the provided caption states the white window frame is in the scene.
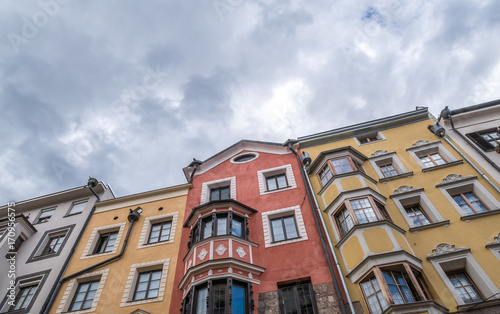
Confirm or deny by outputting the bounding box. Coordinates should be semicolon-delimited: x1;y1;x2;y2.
120;259;170;307
354;131;386;146
436;175;500;218
369;151;409;180
81;222;126;259
55;268;109;314
257;164;297;195
406;140;457;170
427;243;500;306
66;199;89;216
137;212;178;249
261;205;308;248
200;176;236;204
390;187;445;230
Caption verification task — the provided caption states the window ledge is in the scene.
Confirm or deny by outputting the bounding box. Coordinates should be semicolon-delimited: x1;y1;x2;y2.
409;220;450;233
421;160;463;173
461;208;500;221
382;300;449;314
261;185;295;195
336;220;406;248
456;296;500;311
379;172;414;183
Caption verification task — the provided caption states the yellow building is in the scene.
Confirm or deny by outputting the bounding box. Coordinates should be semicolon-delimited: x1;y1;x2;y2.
47;183;190;314
298;108;500;313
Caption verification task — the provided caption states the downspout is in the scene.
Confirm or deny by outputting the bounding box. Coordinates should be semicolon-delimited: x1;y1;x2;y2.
441;106;500;174
432;109;500;194
41;177;102;314
286;142;350;314
41;202;141;314
189;159;202;183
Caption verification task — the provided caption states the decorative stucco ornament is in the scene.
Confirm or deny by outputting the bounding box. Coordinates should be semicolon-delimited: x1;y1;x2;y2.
215;244;227;256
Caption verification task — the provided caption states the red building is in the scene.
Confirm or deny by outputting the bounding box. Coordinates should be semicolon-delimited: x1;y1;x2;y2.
169;140;347;313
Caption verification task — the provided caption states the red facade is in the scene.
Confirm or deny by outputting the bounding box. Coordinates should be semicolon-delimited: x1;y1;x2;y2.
170;141;343;313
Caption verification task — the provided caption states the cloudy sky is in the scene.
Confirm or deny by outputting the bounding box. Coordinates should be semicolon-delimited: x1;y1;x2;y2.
1;0;500;204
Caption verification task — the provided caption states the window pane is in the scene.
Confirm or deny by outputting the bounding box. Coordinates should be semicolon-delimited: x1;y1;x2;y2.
297;283;315;314
210;189;220;201
271;219;285;242
220;186;230;200
283;216;298;239
277;174;288;189
69;201;87;214
281;287;298;314
202;219;212;239
213;283;226;314
332;157;352;174
232;284;246;314
216;216;227;236
195;287;208;314
232;218;243;237
267;177;278;191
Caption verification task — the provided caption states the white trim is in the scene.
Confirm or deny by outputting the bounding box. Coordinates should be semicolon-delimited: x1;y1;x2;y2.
137;212;178;249
81;222;126;259
406;141;457;169
261;205;308;248
230;152;259;164
120;259;170;307
56;268;109;314
200;176;236;204
369;151;408;179
390;189;444;228
428;246;500;305
257;164;297;195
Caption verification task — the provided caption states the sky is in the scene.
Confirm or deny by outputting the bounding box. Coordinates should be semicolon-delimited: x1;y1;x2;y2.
1;0;500;204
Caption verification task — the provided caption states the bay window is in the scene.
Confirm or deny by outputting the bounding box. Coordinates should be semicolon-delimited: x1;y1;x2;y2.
189;212;248;246
318;156;364;186
334;197;390;237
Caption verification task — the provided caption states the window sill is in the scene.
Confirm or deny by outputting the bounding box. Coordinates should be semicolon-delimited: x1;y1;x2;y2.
409;220;450;233
357;138;385;146
460;208;500;221
63;212;82;218
421;160;463;173
379;171;414;183
382;300;449;314
261;185;295;195
335;220;406;248
271;236;301;244
456;296;500;311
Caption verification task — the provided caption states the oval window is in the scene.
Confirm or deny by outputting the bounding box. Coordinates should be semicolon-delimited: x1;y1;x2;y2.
232;153;258;163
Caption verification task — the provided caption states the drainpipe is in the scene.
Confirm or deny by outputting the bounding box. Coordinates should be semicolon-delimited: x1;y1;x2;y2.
189;159;203;183
440;106;500;175
429;110;500;194
286;141;350;314
41;177;102;314
41;202;142;314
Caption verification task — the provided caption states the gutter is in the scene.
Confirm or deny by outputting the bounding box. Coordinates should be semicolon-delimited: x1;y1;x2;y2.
41;194;142;314
286;141;351;314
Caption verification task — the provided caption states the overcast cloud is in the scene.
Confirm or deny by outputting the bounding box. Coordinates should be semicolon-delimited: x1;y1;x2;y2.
1;0;500;204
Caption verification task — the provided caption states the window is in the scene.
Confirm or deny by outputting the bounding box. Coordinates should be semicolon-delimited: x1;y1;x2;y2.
42;234;66;255
437;174;500;218
418;152;446;167
451;192;489;215
210;186;230;201
427;243;500;306
266;173;288;191
359;135;380;144
404;204;430;227
5;236;25;258
69;280;100;311
191;212;247;245
231;153;258;163
200;177;236;204
270;215;298;242
94;231;118;254
467;128;500;151
407;140;461;171
360;264;428;314
317;156;364;186
121;259;169;307
355;132;385;145
333;197;389;237
67;200;87;215
37;207;56;223
261;205;308;248
257;164;297;195
279;281;318;314
134;270;162;300
185;279;251;314
148;221;172;244
379;163;398;178
11;284;38;311
446;271;483;304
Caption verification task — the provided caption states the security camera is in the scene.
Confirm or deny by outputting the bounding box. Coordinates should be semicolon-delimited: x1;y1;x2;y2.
429;124;446;137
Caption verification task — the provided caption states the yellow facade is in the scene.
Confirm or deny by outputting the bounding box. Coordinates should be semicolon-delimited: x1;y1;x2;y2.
48;184;190;314
299;109;500;313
